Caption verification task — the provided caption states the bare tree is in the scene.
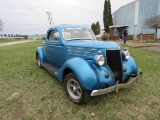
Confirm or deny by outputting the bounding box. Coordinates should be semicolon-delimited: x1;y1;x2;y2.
0;19;4;31
144;15;160;41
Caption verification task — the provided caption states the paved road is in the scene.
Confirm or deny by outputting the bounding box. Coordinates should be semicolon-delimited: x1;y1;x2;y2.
0;40;37;48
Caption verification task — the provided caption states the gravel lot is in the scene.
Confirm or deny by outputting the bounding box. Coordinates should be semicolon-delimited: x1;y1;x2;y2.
142;46;160;52
0;40;37;47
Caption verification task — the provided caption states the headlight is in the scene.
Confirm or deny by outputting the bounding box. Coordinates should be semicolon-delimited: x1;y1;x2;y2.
93;55;105;66
124;51;130;59
122;47;131;60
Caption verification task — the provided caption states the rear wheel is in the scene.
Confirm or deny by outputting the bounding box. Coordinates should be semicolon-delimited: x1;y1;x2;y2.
36;54;42;68
64;73;90;104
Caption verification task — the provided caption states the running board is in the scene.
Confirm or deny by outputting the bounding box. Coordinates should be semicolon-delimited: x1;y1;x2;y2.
41;63;58;74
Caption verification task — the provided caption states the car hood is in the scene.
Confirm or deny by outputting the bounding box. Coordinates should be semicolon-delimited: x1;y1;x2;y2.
64;41;120;49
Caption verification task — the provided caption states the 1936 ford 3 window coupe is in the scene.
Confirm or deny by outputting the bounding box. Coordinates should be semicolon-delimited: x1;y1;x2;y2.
36;25;142;104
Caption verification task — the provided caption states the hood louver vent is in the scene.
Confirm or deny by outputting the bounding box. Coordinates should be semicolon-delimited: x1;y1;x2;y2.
66;47;97;59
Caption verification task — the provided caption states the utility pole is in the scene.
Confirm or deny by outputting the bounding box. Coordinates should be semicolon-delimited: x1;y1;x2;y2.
46;12;53;26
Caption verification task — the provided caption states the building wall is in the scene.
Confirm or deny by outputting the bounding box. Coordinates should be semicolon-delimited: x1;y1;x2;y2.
113;1;135;36
112;0;160;40
156;0;160;39
137;33;154;40
137;0;156;34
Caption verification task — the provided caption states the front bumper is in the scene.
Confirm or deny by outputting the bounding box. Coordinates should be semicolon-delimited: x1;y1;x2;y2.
91;72;143;96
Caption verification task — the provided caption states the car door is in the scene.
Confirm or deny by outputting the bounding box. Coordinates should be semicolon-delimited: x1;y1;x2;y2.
44;29;63;68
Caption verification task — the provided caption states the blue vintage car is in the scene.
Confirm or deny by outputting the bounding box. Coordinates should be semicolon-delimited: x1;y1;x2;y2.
36;25;142;104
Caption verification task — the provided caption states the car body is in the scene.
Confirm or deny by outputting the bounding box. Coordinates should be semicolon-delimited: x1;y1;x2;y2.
36;25;142;104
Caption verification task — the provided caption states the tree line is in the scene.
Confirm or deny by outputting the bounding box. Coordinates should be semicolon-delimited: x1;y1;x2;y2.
0;34;23;37
0;33;28;39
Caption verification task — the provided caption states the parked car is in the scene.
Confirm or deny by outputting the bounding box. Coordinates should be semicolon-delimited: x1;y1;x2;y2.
36;25;143;104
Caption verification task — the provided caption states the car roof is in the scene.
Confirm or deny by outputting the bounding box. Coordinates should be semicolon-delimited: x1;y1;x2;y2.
50;25;90;30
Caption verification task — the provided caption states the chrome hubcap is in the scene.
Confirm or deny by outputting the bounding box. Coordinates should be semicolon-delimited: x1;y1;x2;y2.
67;79;82;100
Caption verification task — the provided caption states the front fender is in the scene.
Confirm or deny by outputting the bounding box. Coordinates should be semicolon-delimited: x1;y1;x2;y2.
123;56;138;80
54;57;98;90
36;47;47;64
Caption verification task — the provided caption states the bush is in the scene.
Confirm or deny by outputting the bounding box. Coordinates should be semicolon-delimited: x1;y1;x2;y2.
101;33;110;41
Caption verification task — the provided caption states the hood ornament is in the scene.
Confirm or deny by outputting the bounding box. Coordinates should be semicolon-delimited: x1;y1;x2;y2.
98;51;102;55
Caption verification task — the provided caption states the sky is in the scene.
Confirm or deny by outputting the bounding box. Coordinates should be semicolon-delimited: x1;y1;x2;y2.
0;0;135;35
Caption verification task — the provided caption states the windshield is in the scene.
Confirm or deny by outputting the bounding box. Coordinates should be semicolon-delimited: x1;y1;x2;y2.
62;28;95;40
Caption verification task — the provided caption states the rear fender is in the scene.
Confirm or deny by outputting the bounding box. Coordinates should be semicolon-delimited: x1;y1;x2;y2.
36;47;47;64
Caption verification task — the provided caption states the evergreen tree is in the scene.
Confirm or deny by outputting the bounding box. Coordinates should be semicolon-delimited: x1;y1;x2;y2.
103;0;108;32
108;0;113;26
103;0;113;33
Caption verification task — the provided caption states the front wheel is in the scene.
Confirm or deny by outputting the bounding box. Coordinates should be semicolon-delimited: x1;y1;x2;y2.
64;73;90;104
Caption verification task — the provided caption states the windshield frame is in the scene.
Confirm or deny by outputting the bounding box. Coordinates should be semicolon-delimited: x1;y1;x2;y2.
62;28;96;41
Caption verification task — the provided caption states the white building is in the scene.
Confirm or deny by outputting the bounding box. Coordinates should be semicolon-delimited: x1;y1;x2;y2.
109;0;160;40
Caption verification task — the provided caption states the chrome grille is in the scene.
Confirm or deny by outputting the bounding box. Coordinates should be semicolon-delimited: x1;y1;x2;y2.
106;50;123;83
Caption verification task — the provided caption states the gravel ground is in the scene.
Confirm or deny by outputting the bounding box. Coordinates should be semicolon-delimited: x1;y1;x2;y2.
116;40;160;52
141;46;160;52
0;40;37;47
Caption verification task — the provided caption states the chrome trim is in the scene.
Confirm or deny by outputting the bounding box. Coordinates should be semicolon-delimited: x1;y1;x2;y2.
91;72;143;96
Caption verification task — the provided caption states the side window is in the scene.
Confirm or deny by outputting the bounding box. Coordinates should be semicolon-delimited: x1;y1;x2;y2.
48;30;60;41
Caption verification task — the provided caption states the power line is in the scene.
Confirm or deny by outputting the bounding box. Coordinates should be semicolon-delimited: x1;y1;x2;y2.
18;0;49;27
